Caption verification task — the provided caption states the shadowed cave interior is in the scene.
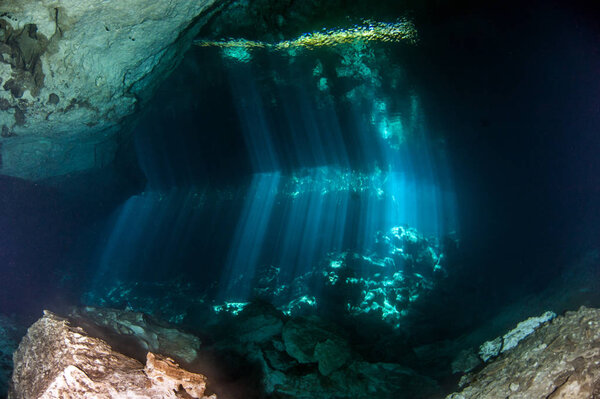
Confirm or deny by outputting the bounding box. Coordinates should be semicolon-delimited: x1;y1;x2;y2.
1;0;600;398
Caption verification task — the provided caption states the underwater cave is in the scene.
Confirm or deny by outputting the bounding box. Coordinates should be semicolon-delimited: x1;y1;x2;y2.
1;0;599;398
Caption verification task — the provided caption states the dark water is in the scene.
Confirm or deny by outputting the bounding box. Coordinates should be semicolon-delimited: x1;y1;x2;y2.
1;0;599;396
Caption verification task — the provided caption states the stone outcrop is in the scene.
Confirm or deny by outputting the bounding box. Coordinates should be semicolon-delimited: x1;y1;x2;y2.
71;306;201;364
0;0;219;180
478;310;556;362
9;310;215;399
145;352;215;399
447;306;600;399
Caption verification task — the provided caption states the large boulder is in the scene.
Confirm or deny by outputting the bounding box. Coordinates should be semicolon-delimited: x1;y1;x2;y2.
282;317;348;366
448;306;600;399
0;0;218;180
70;306;202;364
229;301;284;344
9;310;215;398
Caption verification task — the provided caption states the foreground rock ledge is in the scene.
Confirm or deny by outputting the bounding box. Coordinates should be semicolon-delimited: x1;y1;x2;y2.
447;306;600;399
0;0;217;180
9;310;216;399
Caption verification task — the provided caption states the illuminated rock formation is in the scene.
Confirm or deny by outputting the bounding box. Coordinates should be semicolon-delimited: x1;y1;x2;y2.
9;310;215;399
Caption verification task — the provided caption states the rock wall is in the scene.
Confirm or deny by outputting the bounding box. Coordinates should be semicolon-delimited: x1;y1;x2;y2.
447;307;600;399
0;0;219;180
9;310;215;399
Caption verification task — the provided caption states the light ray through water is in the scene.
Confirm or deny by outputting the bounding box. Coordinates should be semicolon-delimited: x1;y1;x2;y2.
215;48;458;301
89;37;458;309
219;172;280;299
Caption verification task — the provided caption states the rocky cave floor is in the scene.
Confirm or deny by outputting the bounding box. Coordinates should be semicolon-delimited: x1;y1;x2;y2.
3;301;600;398
1;229;599;398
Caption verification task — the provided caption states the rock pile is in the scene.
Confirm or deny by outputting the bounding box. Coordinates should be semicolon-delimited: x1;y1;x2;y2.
211;302;440;399
9;305;600;398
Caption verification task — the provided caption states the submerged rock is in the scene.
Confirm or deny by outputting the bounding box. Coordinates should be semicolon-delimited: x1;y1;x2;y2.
282;317;345;364
448;307;600;399
478;310;556;362
313;338;351;376
478;336;502;363
209;309;439;398
265;358;439;399
9;310;215;398
282;317;352;377
145;352;215;399
0;0;218;180
70;306;202;364
230;301;284;344
450;348;481;374
500;310;556;352
82;278;208;325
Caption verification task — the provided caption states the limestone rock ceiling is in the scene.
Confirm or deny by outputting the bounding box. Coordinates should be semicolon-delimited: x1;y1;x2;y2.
0;0;420;182
0;0;219;181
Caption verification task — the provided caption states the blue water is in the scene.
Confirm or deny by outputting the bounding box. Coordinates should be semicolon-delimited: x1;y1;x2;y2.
1;1;599;397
